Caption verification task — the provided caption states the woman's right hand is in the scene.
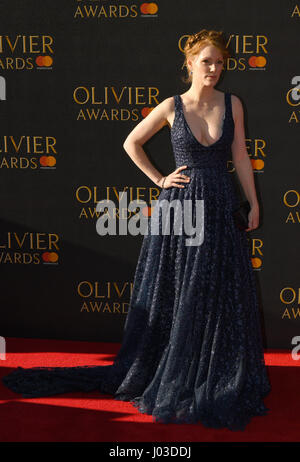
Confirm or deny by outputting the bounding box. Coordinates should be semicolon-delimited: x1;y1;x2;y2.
159;165;191;189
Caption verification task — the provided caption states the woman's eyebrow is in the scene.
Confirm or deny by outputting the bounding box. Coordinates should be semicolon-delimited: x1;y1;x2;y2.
202;57;223;60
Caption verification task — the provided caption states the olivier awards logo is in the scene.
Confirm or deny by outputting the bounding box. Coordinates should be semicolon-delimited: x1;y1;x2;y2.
280;287;300;320
283;189;300;224
78;281;132;314
179;33;269;71
76;187;206;247
0;232;60;264
0;135;58;170
74;1;158;19
0;35;54;70
227;137;267;174
76;185;161;220
73;85;159;121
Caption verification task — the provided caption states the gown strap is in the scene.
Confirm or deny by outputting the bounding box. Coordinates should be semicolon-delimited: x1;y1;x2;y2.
225;92;233;122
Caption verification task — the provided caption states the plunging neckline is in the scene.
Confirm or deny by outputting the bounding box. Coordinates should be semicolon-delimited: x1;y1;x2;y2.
178;93;227;149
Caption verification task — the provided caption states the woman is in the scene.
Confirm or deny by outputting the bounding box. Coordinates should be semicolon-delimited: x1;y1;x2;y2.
2;29;271;431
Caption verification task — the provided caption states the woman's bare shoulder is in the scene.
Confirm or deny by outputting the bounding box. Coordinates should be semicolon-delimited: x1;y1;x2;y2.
160;95;176;108
231;93;242;104
157;96;176;128
230;93;244;122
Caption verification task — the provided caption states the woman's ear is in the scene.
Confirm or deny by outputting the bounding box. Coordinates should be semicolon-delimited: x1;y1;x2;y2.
187;57;193;74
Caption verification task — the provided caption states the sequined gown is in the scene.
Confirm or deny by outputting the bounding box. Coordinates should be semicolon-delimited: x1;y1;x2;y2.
2;92;271;431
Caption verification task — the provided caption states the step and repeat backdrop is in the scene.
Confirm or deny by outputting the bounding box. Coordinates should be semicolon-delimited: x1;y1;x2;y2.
1;0;299;349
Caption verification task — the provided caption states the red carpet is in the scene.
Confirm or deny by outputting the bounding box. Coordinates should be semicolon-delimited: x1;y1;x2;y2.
0;337;299;442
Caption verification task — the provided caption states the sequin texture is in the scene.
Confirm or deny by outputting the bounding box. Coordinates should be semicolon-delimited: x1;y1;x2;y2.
2;92;271;431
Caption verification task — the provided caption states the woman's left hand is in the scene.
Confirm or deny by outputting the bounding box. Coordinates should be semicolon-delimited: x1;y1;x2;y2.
245;203;259;231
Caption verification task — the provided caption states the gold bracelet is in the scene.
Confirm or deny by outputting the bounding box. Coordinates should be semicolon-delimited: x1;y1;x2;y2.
161;177;166;188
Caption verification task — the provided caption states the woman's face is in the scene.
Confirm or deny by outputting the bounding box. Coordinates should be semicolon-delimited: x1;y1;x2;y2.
188;44;224;85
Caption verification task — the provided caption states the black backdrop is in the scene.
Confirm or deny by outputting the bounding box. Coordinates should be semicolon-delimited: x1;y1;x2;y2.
1;0;299;349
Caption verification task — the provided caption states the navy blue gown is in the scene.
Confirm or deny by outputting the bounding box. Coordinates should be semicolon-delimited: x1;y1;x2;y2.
2;92;271;431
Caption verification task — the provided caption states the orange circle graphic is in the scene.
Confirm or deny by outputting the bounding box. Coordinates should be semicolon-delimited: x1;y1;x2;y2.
248;56;257;67
252;257;262;268
148;3;158;14
49;252;59;262
47;156;56;167
252;159;264;170
42;252;50;262
39;156;48;166
35;56;44;66
248;56;267;68
140;3;148;14
43;55;53;67
36;55;53;67
141;107;153;118
256;56;266;67
140;3;158;14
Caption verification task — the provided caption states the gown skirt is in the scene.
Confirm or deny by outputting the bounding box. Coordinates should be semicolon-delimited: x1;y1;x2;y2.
2;92;271;431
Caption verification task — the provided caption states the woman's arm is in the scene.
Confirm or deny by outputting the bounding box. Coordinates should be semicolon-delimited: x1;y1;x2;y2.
231;95;259;230
231;94;258;208
123;97;174;188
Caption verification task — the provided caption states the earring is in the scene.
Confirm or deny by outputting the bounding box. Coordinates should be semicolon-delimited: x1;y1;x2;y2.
190;70;193;75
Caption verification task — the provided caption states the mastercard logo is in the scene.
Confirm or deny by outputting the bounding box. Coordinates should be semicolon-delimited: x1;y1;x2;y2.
251;158;264;171
42;252;59;263
36;55;53;67
248;56;267;68
141;107;154;118
252;257;262;269
40;156;56;167
140;3;158;14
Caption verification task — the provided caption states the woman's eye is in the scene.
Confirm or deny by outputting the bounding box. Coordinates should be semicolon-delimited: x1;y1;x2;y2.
203;60;223;64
